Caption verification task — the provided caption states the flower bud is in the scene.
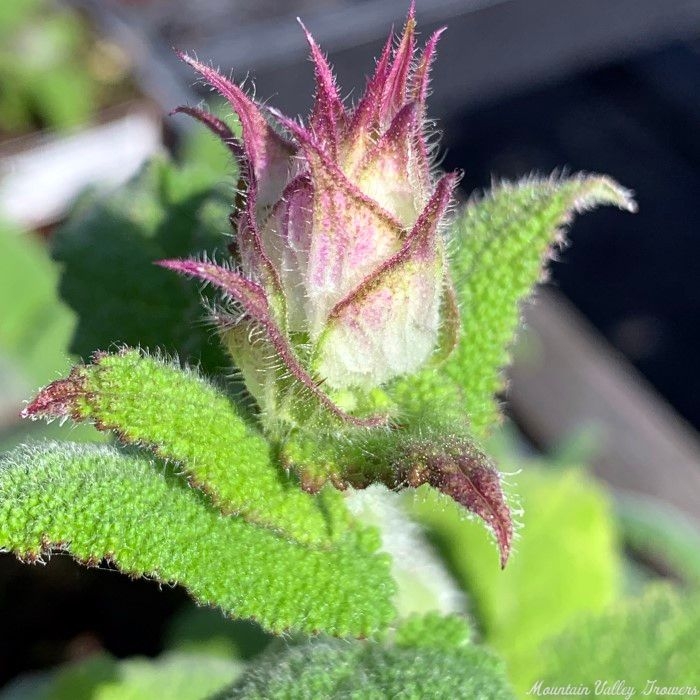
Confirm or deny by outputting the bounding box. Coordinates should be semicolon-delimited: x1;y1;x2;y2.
161;5;457;424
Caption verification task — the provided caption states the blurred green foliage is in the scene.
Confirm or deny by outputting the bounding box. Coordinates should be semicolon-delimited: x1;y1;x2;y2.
52;155;233;372
0;0;131;135
539;586;700;689
0;220;75;383
0;220;100;448
0;652;242;700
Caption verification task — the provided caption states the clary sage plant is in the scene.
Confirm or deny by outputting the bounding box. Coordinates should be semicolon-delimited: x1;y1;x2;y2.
1;4;637;695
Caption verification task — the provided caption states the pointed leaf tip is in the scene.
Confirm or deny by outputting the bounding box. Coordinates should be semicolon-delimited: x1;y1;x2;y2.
296;21;346;151
21;369;87;421
404;441;513;568
408;0;416;22
170;105;244;160
412;27;446;104
571;174;638;214
381;9;416;122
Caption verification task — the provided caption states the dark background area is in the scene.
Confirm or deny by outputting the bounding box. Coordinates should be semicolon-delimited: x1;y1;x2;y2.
2;0;699;688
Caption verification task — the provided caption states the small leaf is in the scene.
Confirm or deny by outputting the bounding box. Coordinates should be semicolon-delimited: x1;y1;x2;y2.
539;586;700;688
22;349;339;546
282;428;512;567
400;437;513;568
394;174;636;436
0;443;395;637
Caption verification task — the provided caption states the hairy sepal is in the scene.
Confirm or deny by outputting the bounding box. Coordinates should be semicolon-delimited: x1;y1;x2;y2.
313;173;456;390
157;260;388;429
175;51;293;208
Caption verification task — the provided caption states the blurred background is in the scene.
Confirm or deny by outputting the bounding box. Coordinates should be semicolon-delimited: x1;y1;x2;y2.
1;0;699;691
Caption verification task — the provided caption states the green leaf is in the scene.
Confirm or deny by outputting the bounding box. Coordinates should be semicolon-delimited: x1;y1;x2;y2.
538;586;700;689
0;652;242;700
23;349;341;545
283;427;514;567
221;629;513;699
0;442;395;637
51;156;234;375
395;175;636;436
405;464;621;692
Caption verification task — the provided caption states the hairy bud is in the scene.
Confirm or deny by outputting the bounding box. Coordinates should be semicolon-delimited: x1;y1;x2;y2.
160;5;457;424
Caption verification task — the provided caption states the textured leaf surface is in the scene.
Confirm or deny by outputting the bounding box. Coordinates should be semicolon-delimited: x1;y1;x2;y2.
539;586;700;688
23;350;337;545
392;611;471;651
221;621;513;699
450;175;635;435
396;175;635;436
406;464;620;692
283;429;512;566
0;652;241;700
0;443;395;636
51;156;233;374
